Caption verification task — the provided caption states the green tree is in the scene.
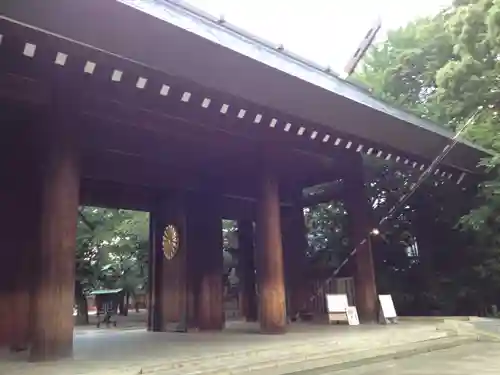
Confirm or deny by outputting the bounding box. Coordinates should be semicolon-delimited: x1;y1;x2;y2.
75;207;149;323
305;202;349;270
355;12;455;125
352;0;500;314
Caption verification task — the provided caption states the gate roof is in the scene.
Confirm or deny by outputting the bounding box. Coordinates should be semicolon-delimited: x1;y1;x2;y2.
0;0;491;185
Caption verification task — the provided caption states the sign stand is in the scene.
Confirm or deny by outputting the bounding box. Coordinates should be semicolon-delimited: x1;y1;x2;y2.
378;294;398;324
345;306;360;326
326;294;349;324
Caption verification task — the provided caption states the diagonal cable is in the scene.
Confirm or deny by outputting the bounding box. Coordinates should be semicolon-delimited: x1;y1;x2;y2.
308;109;481;305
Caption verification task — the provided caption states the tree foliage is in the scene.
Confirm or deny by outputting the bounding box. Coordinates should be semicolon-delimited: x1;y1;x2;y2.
345;0;500;314
75;207;149;322
356;12;454;125
304;202;349;270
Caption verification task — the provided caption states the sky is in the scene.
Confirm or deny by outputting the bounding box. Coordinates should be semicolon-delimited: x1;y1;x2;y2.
186;0;451;73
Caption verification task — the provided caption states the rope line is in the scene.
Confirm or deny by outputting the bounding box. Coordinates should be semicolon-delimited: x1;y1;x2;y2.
307;109;481;306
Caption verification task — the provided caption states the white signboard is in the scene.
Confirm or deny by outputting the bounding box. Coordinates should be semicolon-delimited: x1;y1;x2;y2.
326;294;349;313
346;306;360;326
378;294;397;319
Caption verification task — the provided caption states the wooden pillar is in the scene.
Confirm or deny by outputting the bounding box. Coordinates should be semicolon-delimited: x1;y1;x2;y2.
8;169;38;353
150;192;223;331
147;213;157;331
238;220;258;322
343;155;378;323
255;170;287;333
150;192;189;331
282;204;308;319
189;194;224;331
413;205;436;310
0;121;38;351
30;120;80;361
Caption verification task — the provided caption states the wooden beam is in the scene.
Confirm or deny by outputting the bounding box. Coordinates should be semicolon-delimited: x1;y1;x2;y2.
80;179;155;212
302;181;344;207
80;150;304;205
80;178;261;221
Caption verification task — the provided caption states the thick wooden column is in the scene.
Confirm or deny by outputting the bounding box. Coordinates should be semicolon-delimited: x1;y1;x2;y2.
30;120;80;361
281;204;308;319
8;163;38;352
343;155;378;323
147;212;158;331
238;220;258;322
150;192;223;331
189;195;224;331
0;122;38;351
150;192;189;331
255;170;287;333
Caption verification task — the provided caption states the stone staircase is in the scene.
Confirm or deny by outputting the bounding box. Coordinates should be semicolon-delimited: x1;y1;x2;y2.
0;322;478;375
139;323;467;375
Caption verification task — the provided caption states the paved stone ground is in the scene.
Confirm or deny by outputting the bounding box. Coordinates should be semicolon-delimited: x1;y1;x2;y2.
307;342;500;374
0;321;454;375
72;321;447;362
471;317;500;335
295;319;500;375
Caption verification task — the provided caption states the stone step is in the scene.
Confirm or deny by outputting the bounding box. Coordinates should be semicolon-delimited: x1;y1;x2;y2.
141;326;448;374
0;324;456;375
167;336;474;375
249;336;475;375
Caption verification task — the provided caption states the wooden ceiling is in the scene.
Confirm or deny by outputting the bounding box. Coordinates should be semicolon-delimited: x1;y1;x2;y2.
0;0;486;175
0;11;471;211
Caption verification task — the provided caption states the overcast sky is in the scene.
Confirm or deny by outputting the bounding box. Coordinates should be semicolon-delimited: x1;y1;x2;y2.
187;0;451;73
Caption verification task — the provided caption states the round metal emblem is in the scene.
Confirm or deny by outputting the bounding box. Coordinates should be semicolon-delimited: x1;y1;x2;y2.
162;224;179;260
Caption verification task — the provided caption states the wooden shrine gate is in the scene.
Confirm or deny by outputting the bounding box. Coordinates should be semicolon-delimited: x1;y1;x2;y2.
0;0;487;362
